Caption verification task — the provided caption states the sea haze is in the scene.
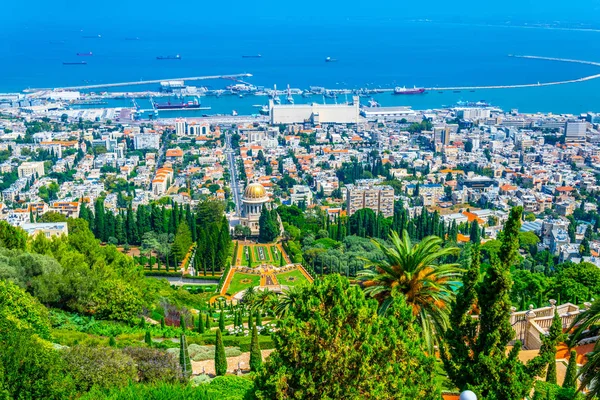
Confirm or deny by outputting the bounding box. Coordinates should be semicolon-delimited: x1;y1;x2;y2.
2;19;600;114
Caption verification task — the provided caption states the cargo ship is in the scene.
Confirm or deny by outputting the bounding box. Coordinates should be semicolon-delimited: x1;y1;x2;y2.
325;57;338;62
393;86;426;95
63;61;87;65
153;98;201;110
157;54;181;60
77;52;93;56
242;54;261;58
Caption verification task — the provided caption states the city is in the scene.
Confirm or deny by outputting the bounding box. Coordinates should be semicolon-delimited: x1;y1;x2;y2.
4;1;600;399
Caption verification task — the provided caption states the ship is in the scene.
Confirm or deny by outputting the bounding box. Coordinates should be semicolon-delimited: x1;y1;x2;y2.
325;57;338;62
77;52;93;56
393;86;426;95
259;105;269;115
125;37;140;41
153;98;201;110
63;61;87;65
242;54;262;58
157;54;181;60
83;35;102;39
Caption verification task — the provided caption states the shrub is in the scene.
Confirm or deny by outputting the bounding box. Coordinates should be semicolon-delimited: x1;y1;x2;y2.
80;382;218;399
206;376;254;400
122;347;183;384
191;374;212;386
62;345;138;392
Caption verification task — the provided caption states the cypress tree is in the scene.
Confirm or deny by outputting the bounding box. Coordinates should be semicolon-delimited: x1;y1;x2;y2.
160;317;165;329
563;350;578;389
179;334;192;378
542;312;565;384
144;330;152;346
470;219;481;244
219;311;225;331
139;316;146;329
205;313;211;330
248;311;254;330
180;314;186;332
215;329;227;376
442;207;548;399
256;310;262;327
198;315;205;334
109;336;116;347
249;325;262;371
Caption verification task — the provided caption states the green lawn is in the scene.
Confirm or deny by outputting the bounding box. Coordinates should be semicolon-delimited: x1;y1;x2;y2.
270;246;281;262
275;269;309;288
252;245;274;264
227;272;261;295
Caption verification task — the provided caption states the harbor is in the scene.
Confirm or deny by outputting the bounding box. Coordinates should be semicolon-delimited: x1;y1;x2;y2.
10;54;600;117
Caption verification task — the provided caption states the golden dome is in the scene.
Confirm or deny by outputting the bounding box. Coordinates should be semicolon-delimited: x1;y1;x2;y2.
244;183;267;200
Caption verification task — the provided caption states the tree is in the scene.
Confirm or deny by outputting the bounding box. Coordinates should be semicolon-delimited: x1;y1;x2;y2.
562;350;578;390
273;286;303;319
249;325;262;371
539;312;565;384
197;315;205;333
215;329;227;376
145;330;152;346
442;207;547;399
205;313;211;330
569;300;600;397
259;205;279;243
179;334;191;378
180;314;186;331
219;311;225;331
470;220;481;244
253;275;440;400
360;230;461;351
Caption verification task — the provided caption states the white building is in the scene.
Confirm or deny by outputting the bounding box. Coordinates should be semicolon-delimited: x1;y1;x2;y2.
134;133;160;150
21;222;69;238
240;183;270;236
17;161;45;179
565;121;587;143
270;97;360;125
458;108;491;120
175;119;186;136
290;185;313;206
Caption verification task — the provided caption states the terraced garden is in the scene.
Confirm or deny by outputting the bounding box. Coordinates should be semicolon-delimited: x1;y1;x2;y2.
226;272;260;296
275;269;310;287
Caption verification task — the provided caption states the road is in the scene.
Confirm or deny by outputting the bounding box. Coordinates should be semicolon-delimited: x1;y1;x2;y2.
225;131;242;216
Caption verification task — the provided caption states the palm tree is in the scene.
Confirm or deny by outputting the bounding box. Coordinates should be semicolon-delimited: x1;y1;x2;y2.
273;286;302;319
253;288;276;312
359;230;461;351
242;286;257;308
569;300;600;396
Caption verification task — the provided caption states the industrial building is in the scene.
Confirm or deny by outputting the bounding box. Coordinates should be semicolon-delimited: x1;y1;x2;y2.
270;97;360;125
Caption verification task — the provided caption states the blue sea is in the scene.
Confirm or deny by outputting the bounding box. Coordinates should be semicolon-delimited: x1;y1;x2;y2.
3;20;600;115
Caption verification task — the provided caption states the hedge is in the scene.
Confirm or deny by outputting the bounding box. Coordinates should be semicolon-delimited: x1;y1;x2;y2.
144;271;221;281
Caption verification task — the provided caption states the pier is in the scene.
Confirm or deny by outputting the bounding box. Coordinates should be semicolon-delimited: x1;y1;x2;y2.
27;73;253;92
427;55;600;92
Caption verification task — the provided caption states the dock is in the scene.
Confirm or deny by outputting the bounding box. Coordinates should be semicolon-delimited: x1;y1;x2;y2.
26;73;253;92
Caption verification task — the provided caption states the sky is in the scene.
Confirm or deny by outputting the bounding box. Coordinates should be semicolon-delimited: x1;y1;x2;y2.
3;0;600;28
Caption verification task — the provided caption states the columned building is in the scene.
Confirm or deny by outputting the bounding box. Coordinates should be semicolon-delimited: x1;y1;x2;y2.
241;182;269;236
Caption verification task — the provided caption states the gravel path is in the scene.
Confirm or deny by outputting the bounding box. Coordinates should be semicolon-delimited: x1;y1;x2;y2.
192;349;274;376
